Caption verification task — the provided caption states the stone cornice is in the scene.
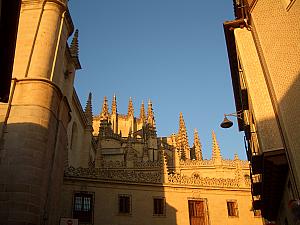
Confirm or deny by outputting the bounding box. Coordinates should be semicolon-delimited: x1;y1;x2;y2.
64;166;251;189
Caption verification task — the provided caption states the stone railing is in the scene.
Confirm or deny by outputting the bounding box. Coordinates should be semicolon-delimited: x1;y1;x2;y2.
222;159;249;168
167;173;249;188
65;166;162;183
178;159;249;168
134;160;163;168
102;160;125;168
179;159;214;166
65;166;250;188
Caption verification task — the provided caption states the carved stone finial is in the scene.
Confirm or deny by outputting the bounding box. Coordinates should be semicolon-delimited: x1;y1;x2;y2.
147;99;156;127
84;92;93;127
177;112;190;160
70;29;79;57
140;100;146;124
193;128;203;160
111;94;117;115
127;97;134;117
211;131;222;161
69;29;81;70
100;96;109;120
234;153;239;160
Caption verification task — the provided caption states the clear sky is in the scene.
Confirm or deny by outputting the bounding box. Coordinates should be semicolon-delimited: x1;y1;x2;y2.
68;0;246;160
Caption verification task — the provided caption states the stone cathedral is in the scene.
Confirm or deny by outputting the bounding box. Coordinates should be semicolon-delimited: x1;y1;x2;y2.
0;1;263;225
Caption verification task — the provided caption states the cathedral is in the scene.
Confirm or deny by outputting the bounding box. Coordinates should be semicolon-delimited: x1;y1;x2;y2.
0;1;263;225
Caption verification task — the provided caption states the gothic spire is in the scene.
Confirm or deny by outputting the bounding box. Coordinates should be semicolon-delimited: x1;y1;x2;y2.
111;94;117;115
177;112;189;160
147;99;156;127
84;92;93;127
127;97;134;117
211;130;222;161
70;29;81;70
100;96;109;120
140;100;146;123
70;29;79;58
193;129;203;160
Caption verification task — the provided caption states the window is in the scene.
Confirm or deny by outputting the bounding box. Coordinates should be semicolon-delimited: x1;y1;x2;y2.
227;200;239;217
118;195;131;214
153;197;165;216
73;193;93;223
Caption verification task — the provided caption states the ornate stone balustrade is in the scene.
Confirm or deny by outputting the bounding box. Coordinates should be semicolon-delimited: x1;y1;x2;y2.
179;159;249;168
65;166;251;188
168;173;250;188
179;159;214;166
65;166;162;183
134;160;163;168
102;160;125;168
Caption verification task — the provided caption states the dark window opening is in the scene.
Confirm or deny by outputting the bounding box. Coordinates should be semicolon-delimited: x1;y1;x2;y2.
73;193;93;223
153;198;165;216
227;201;239;217
119;195;131;214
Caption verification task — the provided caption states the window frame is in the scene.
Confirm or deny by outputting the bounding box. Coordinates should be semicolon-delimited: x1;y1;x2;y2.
118;194;132;215
226;200;239;217
153;197;166;216
73;192;94;224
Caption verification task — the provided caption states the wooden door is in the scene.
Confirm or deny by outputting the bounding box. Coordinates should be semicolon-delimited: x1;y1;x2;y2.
188;200;209;225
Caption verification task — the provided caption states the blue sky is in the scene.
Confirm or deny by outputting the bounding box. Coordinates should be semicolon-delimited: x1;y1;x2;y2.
68;1;246;160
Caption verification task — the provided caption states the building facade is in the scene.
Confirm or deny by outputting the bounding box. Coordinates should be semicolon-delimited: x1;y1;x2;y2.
0;1;263;225
223;0;300;224
61;96;263;225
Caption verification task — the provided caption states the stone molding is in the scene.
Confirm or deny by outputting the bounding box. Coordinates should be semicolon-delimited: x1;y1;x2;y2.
65;166;162;183
64;166;250;188
179;159;249;168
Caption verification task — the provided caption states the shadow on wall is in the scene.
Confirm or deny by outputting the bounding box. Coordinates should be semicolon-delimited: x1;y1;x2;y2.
0;122;68;225
251;73;300;222
60;160;179;225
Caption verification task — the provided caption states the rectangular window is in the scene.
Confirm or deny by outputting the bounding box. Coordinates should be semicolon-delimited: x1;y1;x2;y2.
153;197;165;216
188;199;209;225
73;193;93;223
227;200;239;217
118;195;131;214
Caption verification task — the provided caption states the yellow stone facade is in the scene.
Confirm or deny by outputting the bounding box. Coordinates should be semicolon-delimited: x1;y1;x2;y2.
224;0;300;224
0;1;264;225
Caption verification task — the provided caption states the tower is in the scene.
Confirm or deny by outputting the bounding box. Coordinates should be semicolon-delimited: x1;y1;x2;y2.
0;1;78;224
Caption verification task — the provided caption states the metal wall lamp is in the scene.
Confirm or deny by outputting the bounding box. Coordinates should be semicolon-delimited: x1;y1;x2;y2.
220;111;243;128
